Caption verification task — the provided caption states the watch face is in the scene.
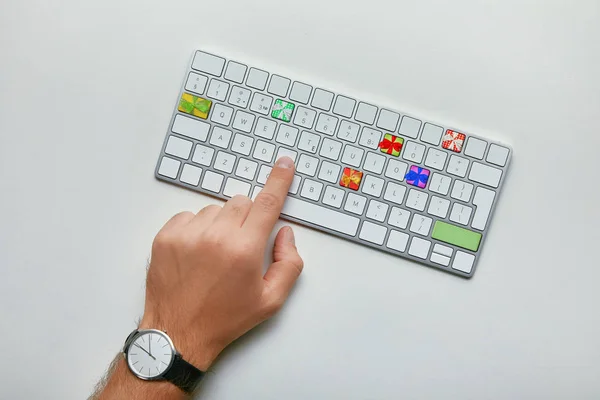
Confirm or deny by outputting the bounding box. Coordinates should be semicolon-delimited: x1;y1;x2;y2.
126;330;174;379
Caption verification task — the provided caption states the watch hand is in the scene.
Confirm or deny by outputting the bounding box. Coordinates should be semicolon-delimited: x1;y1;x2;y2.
134;343;156;360
149;334;152;356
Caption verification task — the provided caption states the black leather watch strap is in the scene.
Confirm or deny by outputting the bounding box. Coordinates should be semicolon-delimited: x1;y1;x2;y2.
163;353;205;394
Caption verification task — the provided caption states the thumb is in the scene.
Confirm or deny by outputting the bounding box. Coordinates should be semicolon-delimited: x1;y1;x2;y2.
262;226;304;313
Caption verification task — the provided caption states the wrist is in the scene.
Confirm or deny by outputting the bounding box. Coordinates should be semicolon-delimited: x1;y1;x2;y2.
139;315;222;371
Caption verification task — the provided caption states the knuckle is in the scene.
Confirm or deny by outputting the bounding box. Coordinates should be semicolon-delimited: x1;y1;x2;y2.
255;192;281;213
200;204;222;215
262;296;284;318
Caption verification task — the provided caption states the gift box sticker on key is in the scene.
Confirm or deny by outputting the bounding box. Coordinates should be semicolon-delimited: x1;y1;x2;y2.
178;93;212;119
378;133;404;156
405;165;430;189
340;167;363;190
442;130;466;153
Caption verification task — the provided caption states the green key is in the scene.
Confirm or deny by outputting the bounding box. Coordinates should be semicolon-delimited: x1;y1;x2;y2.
271;99;295;122
431;221;482;252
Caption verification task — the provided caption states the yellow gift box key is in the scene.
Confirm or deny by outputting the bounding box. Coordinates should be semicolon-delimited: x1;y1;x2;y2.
178;93;212;119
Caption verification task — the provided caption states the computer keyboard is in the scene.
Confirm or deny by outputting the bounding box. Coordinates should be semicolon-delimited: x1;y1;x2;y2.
155;49;512;278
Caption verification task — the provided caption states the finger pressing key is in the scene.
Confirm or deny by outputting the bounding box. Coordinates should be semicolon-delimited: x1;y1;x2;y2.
244;157;295;239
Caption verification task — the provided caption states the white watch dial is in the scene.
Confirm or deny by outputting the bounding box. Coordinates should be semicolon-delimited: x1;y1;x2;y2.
126;330;174;379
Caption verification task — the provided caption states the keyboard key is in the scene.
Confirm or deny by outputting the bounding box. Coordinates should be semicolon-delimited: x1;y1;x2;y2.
276;125;299;147
447;155;469;177
359;127;382;149
223;177;251;198
442;130;466;153
297;154;319;176
276;147;298;163
192;144;214;166
279;195;360;236
172;115;210;141
322;186;345;208
388;207;410;229
364;152;386;174
289;82;312;104
341;145;364;167
254;117;276;140
431;221;482;252
359;221;387;245
405;165;430;189
231;133;254;156
339;167;363;190
224;61;247;83
410;214;433;236
405;189;428;211
385;159;408;181
383;182;407;205
209;126;233;149
379;133;403;157
376;109;400;131
337;120;360;142
431;253;451;267
387;230;409;252
246;68;269;90
398;116;421;139
362;175;385;197
257;165;271;184
318;161;341;183
206;79;230;102
201;170;224;193
180;164;202;186
311;88;334;111
408;237;431;259
232;110;255;133
289;175;302;194
228;86;251;108
344;193;367;215
355;102;378;125
365;200;389;222
214;151;236;173
427;196;450;218
333;95;356;118
433;244;453;258
468;162;502;188
293;107;317;129
165;136;193;159
453;251;476;274
449;203;473;226
320;138;343;160
272;99;295;123
451;180;474;202
464;137;487;159
315;113;338;136
301;179;323;201
402;141;426;164
486;144;509;167
210;104;234;126
268;75;291;97
158;156;180;178
178;93;212;119
429;173;451;195
471;187;495;230
235;158;258;181
250;93;273;115
185;72;208;95
424;148;448;171
192;51;225;76
420;123;443;145
253;140;275;163
298;131;320;153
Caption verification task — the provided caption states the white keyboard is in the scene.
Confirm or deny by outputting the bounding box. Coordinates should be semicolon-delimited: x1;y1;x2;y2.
155;50;512;278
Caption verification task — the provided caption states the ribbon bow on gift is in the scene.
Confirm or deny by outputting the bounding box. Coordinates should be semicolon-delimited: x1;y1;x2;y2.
405;166;430;188
378;138;402;153
341;170;362;187
179;96;211;114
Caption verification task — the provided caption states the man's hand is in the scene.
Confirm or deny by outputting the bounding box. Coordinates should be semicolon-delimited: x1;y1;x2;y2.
94;157;303;400
141;156;303;371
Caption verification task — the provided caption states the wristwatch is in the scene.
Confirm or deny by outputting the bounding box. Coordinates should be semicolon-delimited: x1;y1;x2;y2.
122;329;205;393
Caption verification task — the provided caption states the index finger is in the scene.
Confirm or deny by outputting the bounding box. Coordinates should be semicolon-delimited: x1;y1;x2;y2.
243;156;295;239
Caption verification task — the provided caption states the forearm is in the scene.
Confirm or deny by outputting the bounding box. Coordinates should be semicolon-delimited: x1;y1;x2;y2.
91;356;188;400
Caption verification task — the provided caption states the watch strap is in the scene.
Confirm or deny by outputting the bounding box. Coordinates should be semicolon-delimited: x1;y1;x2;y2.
163;353;205;394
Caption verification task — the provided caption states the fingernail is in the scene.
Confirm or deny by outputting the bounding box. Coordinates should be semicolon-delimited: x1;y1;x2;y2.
276;156;294;169
283;226;295;245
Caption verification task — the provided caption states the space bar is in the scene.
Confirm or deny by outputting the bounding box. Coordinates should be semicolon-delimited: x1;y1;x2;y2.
280;196;360;236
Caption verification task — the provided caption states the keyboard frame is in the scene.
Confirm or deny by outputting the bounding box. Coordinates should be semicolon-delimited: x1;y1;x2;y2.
155;49;513;278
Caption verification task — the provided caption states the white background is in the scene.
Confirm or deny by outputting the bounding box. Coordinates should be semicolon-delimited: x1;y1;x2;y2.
1;0;599;399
